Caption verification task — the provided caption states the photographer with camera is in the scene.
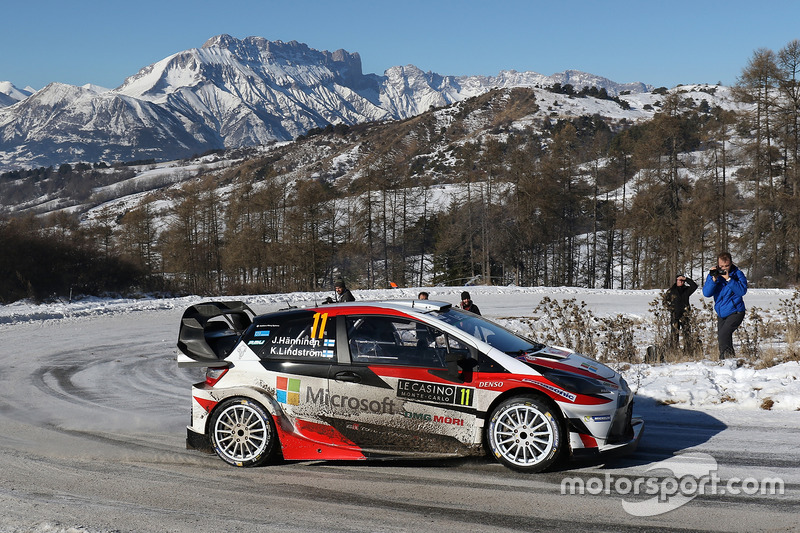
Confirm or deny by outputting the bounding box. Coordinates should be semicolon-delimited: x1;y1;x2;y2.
701;251;748;360
666;274;697;348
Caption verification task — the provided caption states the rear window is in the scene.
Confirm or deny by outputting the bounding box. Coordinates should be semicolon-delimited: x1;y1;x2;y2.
245;310;336;362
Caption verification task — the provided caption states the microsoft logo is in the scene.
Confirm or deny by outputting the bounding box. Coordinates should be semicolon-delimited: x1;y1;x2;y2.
276;376;301;405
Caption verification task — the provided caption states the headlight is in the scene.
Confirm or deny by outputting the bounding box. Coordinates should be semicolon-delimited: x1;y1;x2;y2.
540;368;613;396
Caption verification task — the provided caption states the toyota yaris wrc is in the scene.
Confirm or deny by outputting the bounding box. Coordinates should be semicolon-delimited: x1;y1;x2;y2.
176;299;643;472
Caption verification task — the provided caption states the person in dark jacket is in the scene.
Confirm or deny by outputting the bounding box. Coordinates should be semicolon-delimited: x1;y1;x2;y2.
666;274;698;348
323;278;355;304
459;291;481;315
702;252;747;359
333;278;356;302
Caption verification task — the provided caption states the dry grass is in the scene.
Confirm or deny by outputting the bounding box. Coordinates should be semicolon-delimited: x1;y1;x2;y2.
778;290;800;344
658;399;681;405
527;288;800;370
754;342;800;369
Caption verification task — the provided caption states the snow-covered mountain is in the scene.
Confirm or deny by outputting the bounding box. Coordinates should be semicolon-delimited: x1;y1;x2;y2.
0;81;34;108
0;83;218;168
0;35;653;172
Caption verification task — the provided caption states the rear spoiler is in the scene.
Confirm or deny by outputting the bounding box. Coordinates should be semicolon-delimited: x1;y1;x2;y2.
177;301;255;368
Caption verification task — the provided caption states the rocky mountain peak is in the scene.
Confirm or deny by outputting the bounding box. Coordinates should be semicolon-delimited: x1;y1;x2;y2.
0;36;654;172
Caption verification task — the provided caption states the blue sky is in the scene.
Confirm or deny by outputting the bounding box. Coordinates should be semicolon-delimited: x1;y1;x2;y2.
3;0;800;91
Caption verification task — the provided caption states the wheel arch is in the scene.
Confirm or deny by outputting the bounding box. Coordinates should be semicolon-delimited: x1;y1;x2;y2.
482;387;567;450
202;387;285;437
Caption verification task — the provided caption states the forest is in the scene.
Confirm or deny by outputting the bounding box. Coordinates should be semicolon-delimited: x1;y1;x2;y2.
2;41;800;303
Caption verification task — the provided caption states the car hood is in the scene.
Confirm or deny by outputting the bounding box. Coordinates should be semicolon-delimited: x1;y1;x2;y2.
520;345;620;382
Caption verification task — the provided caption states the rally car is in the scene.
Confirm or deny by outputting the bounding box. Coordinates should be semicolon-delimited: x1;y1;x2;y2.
176;299;643;473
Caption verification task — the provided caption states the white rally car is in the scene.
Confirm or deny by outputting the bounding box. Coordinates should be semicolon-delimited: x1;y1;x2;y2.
177;299;643;472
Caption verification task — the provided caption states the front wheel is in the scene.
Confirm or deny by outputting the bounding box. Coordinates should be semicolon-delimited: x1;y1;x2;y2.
209;398;277;467
487;396;563;473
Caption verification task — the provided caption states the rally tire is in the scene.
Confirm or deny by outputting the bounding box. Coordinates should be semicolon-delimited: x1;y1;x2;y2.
487;395;563;473
209;398;277;467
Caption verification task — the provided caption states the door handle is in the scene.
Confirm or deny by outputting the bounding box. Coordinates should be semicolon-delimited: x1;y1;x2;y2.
334;371;362;383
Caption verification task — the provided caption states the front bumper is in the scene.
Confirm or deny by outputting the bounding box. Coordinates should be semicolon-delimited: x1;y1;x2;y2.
602;416;644;454
572;416;644;460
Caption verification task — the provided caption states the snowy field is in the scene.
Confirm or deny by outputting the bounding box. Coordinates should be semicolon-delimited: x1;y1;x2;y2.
2;284;798;414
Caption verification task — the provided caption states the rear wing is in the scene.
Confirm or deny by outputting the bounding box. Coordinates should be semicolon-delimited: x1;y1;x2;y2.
177;301;255;368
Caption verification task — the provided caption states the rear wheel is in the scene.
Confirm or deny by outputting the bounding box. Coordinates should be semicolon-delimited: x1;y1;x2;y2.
487;395;563;473
209;398;277;467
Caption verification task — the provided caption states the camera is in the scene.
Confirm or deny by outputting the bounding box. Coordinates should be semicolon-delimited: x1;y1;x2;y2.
710;267;727;277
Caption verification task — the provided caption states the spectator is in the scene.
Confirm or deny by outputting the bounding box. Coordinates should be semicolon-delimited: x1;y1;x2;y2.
334;278;355;302
322;278;355;304
418;291;429;300
666;274;697;348
702;252;747;360
459;291;481;315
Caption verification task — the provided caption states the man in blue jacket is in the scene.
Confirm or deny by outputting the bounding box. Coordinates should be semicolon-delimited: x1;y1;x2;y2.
702;252;748;359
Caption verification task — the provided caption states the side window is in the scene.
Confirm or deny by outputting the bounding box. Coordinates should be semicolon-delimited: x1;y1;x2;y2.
346;316;448;368
445;333;472;358
247;311;335;361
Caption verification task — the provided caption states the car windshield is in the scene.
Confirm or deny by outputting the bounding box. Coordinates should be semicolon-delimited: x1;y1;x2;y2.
429;308;544;355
